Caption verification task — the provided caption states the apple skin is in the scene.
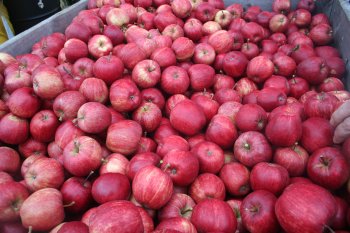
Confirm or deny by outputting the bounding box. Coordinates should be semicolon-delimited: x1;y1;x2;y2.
77;102;112;134
132;59;161;89
171;37;195;61
60;176;92;214
307;147;350;190
20;188;65;232
235;103;267;132
189;173;226;203
257;87;287;112
275;182;337;233
0;113;29;145
241;190;279;233
156;217;197;233
318;77;345;92
7;87;41;119
110;78;142;113
89;200;144;233
301;117;334;153
0;181;29;222
222;51;248;78
0;171;14;184
246;56;274;84
250;162;290;196
0;147;21;174
304;92;339;120
56;221;89;233
191;198;237;233
79;77;109;104
296;56;329;85
0;221;27;233
132;165;173;209
161;150;199;186
206;114;238;149
55;121;85;149
106;120;143;156
273;145;309;177
158;193;196;221
24;157;65;192
32;65;64;100
64;38;89;63
93;54;124;85
191;141;224;174
132;102;162;133
100;153;129;175
63;136;102;177
30;110;60;143
219;162;250;196
92;173;131;204
234;131;273;168
170;99;206;136
88;34;113;59
288;77;310;99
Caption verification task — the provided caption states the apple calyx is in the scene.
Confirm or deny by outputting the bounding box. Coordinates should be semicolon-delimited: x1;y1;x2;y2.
73;140;80;154
243;142;250;151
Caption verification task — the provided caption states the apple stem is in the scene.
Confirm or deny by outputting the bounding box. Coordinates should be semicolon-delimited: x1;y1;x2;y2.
63;65;74;78
323;225;335;233
63;201;76;208
28;226;32;233
108;52;112;62
83;170;95;186
162;163;171;172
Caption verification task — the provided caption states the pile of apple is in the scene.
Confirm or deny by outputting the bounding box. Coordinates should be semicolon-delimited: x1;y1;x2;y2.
1;0;350;232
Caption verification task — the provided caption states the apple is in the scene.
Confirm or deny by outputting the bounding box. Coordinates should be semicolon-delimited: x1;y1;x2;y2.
132;59;161;89
133;165;173;209
171;37;195;61
89;200;144;233
39;33;65;58
288;9;312;27
170;99;206;136
273;55;296;77
291;44;316;64
53;91;87;121
4;69;32;94
0;181;29;222
100;153;129;175
195;2;216;23
154;11;178;32
272;0;291;14
184;18;203;42
63;136;102;176
140;88;166;110
162;24;185;41
93;54;124;85
0;171;13;184
65;21;92;43
92;173;130;204
247;56;274;84
326;57;346;78
8;88;40;119
265;112;302;147
0;147;20;174
0;221;27;233
297;0;315;11
214;10;232;28
20;188;65;232
288;77;309;99
77;102;111;134
55;121;85;149
332;197;349;230
297;56;329;85
79;77;108;104
106;120;142;156
24;157;64;192
191;140;224;174
329;90;350;103
269;14;289;33
156;135;189;158
64;39;88;63
191;198;237;232
275;182;337;233
219;162;250;196
127;152;161;180
213;74;235;92
161;66;190;95
234;131;273;168
189;173;226;203
222;51;248;78
138;12;156;30
301;117;334;153
235;103;267;132
226;3;243;18
315;45;340;59
0;113;29;145
193;43;216;65
132;102;162;132
158;193;195;220
60;176;92;214
87;34;113;59
29;110;59;143
241;22;265;43
307;147;349;190
206;114;238;149
161;150;199;186
32;65;64;100
309;23;333;46
110;78;141;112
241;42;259;60
304;92;339;120
256;11;275;28
273;145;309;177
241;190;279;233
156;217;197;233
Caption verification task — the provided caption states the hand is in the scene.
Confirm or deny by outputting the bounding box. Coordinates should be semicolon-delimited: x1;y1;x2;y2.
330;100;350;144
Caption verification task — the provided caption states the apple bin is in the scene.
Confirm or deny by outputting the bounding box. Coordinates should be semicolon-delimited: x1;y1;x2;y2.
1;0;350;232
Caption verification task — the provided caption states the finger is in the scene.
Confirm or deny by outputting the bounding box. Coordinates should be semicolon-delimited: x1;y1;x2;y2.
330;100;350;127
333;117;350;144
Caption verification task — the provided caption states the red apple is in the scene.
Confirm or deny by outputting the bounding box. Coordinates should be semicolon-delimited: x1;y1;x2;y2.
132;59;161;89
206;114;238;149
20;188;65;232
140;88;166;110
234;131;273;168
219;162;250;196
189;173;226;203
126;152;161;180
100;153;129;175
64;39;88;63
55;121;85;149
53;91;87;121
288;77;309;99
0;181;29;222
158;193;195;220
32;65;64;100
213;74;235;92
307;147;349;190
151;47;176;69
195;3;216;23
291;44;316;64
63;136;102;176
161;150;199;186
315;45;340;59
191;140;224;174
214;10;233;28
301;117;334;153
65;21;92;43
332;197;349;230
222;51;248;78
156;217;197;233
193;43;216;65
297;56;329;85
4;69;32;94
275;182;337;233
0;113;29;145
106;120;142;156
171;37;195;61
236;103;267;132
257;87;287;112
156;135;189;158
132;102;162;132
132;165;173;209
269;14;289;33
273;145;309;177
161;66;190;95
77;102;111;134
0;147;20;174
30;110;59;143
110;78;141;112
88;35;113;59
241;42;259;60
93;54;124;85
191;198;237;232
326;57;346;78
310;23;333;46
79;77;108;104
304;92;339;120
184;18;203;42
241;190;279;233
247;56;274;84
